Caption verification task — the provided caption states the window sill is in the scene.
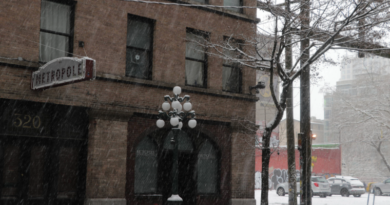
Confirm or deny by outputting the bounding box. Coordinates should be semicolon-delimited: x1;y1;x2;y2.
170;0;260;23
97;73;258;102
0;57;40;69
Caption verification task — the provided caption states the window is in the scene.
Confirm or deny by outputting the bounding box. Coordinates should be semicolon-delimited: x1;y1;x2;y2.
334;179;342;184
224;0;243;13
197;140;218;194
185;29;208;87
134;137;158;193
126;15;154;79
39;0;75;63
222;37;243;93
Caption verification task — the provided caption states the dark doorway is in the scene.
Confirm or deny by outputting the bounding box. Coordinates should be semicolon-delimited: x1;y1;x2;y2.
133;128;220;205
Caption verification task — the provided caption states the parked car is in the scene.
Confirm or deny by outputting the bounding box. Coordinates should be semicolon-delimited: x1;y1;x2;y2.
276;176;331;198
371;178;390;196
327;177;353;197
329;176;365;197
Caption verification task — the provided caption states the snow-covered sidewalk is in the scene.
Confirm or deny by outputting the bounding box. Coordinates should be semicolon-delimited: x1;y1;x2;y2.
255;190;390;205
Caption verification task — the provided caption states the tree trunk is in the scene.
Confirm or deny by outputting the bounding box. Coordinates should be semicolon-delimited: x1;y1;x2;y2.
260;134;271;205
375;142;390;174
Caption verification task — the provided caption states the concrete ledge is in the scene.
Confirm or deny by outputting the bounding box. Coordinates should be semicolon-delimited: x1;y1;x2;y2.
230;198;256;205
85;198;126;205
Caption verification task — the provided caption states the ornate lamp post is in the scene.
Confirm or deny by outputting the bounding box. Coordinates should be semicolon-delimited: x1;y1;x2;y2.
156;86;196;203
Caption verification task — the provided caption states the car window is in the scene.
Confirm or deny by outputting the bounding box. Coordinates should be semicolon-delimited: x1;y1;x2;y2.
328;179;334;183
385;179;390;183
312;177;327;183
334;179;341;184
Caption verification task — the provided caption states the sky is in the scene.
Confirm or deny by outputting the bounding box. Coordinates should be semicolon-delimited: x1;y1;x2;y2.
292;49;346;120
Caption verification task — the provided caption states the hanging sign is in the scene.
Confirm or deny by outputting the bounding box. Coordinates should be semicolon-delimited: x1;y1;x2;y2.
31;57;96;90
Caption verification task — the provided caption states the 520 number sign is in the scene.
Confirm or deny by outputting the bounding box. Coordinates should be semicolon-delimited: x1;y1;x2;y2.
12;114;42;129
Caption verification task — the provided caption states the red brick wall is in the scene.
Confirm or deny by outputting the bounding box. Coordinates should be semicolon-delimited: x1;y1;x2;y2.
255;148;341;189
86;118;128;198
1;0;258;203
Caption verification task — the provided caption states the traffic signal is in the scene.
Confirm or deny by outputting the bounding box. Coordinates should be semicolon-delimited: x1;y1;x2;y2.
311;130;317;140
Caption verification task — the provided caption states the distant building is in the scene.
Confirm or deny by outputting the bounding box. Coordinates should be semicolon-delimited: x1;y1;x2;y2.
278;117;326;146
324;55;390;183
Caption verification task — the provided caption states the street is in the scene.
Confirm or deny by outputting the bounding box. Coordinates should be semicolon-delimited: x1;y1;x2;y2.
255;190;390;205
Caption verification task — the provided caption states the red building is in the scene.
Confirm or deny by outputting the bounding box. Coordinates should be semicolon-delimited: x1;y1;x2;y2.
255;146;341;189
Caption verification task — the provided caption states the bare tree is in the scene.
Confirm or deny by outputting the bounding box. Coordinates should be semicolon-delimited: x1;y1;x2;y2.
327;62;390;181
189;0;390;204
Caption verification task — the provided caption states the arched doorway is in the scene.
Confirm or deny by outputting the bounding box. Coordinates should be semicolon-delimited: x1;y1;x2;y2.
133;128;220;205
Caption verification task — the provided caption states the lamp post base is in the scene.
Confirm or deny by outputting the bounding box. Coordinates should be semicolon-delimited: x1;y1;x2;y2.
167;194;183;205
167;194;183;201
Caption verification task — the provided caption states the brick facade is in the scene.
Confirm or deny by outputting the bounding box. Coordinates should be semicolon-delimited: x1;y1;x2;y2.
0;0;260;204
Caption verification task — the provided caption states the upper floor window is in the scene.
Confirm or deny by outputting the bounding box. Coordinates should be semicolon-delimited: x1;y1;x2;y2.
224;0;243;13
185;29;208;88
126;15;154;79
222;37;243;93
39;0;75;63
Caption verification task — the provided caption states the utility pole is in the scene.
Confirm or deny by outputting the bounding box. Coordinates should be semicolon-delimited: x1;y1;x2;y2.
358;0;366;58
285;0;297;204
300;0;311;204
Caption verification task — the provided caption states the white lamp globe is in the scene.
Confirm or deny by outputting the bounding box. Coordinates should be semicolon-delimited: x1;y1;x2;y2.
188;119;197;128
173;86;181;95
170;117;179;126
162;101;170;111
172;101;181;110
183;101;192;111
156;119;165;128
177;103;182;111
178;122;183;129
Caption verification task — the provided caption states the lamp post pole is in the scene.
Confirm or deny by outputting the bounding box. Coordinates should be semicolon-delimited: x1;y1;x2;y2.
156;86;197;204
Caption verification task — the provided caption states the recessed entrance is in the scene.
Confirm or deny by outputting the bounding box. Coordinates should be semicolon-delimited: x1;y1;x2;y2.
133;128;220;205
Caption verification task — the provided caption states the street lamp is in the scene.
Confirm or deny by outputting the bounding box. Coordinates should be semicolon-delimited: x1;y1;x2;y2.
156;86;196;203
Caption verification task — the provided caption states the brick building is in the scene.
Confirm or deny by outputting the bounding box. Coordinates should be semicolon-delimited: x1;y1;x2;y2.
0;0;260;205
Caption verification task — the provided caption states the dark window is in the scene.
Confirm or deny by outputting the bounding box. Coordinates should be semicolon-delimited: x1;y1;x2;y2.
197;140;218;194
57;146;79;199
134;137;158;193
28;145;48;199
222;37;243;93
126;15;154;79
1;145;21;199
39;0;75;63
224;0;243;13
185;29;208;87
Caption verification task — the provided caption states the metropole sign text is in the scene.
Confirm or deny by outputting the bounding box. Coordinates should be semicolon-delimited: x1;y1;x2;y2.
31;57;96;90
